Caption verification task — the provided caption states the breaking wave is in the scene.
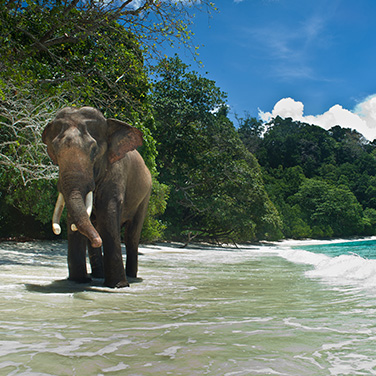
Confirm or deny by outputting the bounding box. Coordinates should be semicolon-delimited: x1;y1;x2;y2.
276;238;376;289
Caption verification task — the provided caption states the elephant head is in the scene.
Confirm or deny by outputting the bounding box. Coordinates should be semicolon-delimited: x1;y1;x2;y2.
42;107;143;248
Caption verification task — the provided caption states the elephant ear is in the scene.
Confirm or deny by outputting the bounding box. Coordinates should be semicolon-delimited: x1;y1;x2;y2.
107;118;143;164
42;122;58;164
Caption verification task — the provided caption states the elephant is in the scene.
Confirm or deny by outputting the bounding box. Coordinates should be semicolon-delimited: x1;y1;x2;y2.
42;107;152;288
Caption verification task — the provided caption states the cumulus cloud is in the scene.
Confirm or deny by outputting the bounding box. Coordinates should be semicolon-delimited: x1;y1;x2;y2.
259;96;376;141
354;95;376;130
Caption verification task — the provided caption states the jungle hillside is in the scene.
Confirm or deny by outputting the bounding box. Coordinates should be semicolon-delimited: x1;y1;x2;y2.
1;0;376;243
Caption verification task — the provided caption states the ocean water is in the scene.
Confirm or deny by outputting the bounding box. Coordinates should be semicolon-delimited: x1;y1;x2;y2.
1;239;376;375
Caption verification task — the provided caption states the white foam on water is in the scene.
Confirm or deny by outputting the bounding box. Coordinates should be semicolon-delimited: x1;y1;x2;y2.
278;237;376;247
156;346;182;359
102;362;129;372
275;239;376;289
3;240;376;375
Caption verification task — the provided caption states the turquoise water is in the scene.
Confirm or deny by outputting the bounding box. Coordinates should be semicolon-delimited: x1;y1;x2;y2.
1;239;376;375
280;238;376;289
294;239;376;259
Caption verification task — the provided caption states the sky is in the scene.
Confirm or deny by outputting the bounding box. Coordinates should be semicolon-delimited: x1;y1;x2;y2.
169;0;376;140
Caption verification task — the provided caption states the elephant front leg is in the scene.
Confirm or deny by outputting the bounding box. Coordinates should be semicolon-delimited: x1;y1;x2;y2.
101;229;129;288
97;202;129;288
67;216;91;283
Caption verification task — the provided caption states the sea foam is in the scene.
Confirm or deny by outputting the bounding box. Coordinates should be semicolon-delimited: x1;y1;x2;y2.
276;240;376;289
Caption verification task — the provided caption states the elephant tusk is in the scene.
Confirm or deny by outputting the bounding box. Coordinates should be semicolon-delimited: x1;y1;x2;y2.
70;191;93;232
52;192;65;235
85;191;93;217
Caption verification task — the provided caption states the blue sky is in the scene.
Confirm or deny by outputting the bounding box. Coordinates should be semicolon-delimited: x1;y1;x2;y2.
171;0;376;140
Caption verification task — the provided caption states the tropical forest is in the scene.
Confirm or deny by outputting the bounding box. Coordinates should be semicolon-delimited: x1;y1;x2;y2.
1;0;376;244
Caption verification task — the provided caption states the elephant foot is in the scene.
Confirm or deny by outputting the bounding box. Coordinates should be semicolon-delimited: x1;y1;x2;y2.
126;270;137;278
115;280;130;288
127;276;143;284
104;278;129;288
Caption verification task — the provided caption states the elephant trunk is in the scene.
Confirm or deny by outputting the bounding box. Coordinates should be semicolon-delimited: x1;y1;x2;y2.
52;191;94;235
64;189;102;248
70;191;93;232
54;149;102;248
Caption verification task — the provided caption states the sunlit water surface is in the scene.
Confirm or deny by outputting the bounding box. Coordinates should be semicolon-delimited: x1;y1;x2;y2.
1;239;376;375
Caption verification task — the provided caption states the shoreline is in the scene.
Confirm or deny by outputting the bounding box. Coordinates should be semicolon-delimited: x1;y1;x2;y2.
274;236;376;247
2;235;376;247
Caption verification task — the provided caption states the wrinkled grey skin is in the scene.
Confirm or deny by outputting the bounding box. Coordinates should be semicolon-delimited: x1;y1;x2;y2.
43;107;152;288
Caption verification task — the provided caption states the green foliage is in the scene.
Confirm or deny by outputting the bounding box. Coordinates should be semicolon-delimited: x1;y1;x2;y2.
362;208;376;236
7;1;376;244
141;179;170;242
151;57;282;243
1;0;216;65
246;116;376;239
291;179;363;237
237;113;265;154
0;1;169;241
258;116;337;177
0;77;61;235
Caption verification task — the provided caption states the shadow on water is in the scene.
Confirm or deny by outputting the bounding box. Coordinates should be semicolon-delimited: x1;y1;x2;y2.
25;276;143;294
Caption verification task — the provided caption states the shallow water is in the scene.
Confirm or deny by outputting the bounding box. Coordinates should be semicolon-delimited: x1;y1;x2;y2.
293;238;376;259
1;240;376;375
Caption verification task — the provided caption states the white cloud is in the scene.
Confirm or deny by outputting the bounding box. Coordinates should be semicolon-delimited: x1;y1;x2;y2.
354;95;376;130
259;96;376;141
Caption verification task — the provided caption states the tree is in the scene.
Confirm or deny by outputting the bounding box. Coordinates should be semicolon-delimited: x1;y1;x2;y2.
0;78;62;234
291;179;364;238
236;113;265;154
257;117;336;176
1;0;215;66
151;57;282;243
252;116;376;239
0;2;171;241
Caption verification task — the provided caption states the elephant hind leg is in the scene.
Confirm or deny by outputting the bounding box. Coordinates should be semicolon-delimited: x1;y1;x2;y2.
88;243;104;278
124;222;140;278
124;198;149;278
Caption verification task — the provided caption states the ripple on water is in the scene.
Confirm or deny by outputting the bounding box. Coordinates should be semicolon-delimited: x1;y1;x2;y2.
1;242;376;375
